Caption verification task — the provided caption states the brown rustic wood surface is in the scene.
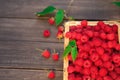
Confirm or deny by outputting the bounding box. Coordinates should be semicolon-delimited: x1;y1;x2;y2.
0;0;120;80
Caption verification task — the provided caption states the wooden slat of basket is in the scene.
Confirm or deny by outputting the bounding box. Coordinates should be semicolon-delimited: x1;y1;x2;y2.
63;21;120;80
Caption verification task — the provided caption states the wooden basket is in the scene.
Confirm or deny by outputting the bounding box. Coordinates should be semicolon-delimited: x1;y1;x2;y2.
63;21;120;80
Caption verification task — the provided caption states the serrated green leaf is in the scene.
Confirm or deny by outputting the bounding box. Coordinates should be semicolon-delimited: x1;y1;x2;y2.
36;6;56;16
55;9;64;26
63;45;72;57
112;2;120;7
69;40;76;47
71;46;78;61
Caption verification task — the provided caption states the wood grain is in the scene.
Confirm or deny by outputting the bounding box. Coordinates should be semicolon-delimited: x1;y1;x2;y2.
0;41;63;70
0;18;63;42
0;69;62;80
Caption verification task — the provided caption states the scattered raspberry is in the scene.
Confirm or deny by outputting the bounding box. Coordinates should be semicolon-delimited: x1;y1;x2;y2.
48;70;55;79
56;31;63;39
52;53;59;61
43;30;50;37
42;49;51;58
48;17;55;25
58;26;64;32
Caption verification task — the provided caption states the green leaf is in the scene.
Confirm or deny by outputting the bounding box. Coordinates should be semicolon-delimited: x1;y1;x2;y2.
63;45;72;57
112;2;120;7
69;40;76;47
55;9;64;26
71;46;78;61
36;6;56;16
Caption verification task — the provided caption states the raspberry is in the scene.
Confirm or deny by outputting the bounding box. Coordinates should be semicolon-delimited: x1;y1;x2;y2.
81;20;88;27
112;24;118;33
116;76;120;80
58;26;64;32
103;61;114;71
90;66;98;74
94;26;101;31
112;54;120;63
75;65;82;72
100;32;106;40
89;48;96;54
56;31;63;39
101;53;110;62
90;53;99;62
81;35;89;43
101;42;108;49
79;51;88;59
83;68;90;75
83;60;92;68
106;33;115;40
115;44;120;50
103;76;112;80
67;65;75;73
96;47;104;55
42;49;51;58
95;59;103;67
99;68;108;77
43;29;50;37
109;71;117;79
76;34;82;40
48;70;55;79
96;77;103;80
83;44;90;52
68;54;72;61
71;32;77;39
85;30;93;37
65;32;72;38
92;38;102;47
74;58;84;66
48;17;54;25
52;53;59;61
68;73;75;80
83;76;91;80
115;67;120;74
97;21;105;26
76;76;82;80
94;32;99;37
104;25;112;33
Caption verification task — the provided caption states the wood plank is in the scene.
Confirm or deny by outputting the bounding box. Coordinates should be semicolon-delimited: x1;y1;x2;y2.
0;69;62;80
0;0;69;18
0;41;63;70
0;18;63;42
69;0;120;20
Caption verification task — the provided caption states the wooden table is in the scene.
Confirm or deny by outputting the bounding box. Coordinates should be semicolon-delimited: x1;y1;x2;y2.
0;0;120;80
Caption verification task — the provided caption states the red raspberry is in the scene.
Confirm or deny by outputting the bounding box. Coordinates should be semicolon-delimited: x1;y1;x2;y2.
115;44;120;50
83;60;92;68
58;26;64;32
92;38;102;47
85;30;93;37
101;53;110;62
67;65;75;73
109;71;117;79
112;54;120;63
97;21;105;26
112;24;118;33
101;42;108;49
94;32;99;37
48;70;55;79
68;73;75;80
115;67;120;74
94;26;101;31
68;54;72;61
81;20;88;27
96;47;104;55
75;65;82;72
96;77;103;80
42;49;51;58
103;76;112;80
81;35;89;43
83;44;90;52
56;31;63;39
103;61;114;71
83;68;90;75
71;32;77;39
52;53;59;61
99;68;108;77
91;73;98;79
106;33;115;40
76;34;82;40
43;29;50;37
65;32;72;38
116;76;120;80
90;66;98;74
76;76;82;80
95;59;103;67
104;25;112;33
83;76;91;80
76;41;82;46
89;48;96;54
100;32;106;40
74;58;84;66
48;17;55;25
90;53;99;62
79;51;88;59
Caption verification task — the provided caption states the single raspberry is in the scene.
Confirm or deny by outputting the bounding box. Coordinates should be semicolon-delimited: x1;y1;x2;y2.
109;71;117;79
97;21;105;26
91;73;98;79
101;42;108;49
115;44;120;50
42;49;51;58
83;60;92;68
101;53;110;62
89;48;96;54
115;67;120;74
71;32;77;39
67;65;75;73
90;53;99;62
99;68;108;77
96;77;103;80
96;47;104;55
93;32;99;37
74;58;84;66
106;33;115;40
52;53;59;61
65;32;72;38
83;76;91;80
76;41;82;46
112;54;120;63
95;59;103;67
68;54;72;61
76;76;82;80
81;20;88;27
79;51;88;59
76;34;82;40
75;65;82;72
48;17;55;25
48;70;55;79
103;61;114;71
103;76;112;80
43;29;50;37
56;31;63;39
104;25;112;33
112;24;118;33
90;66;98;74
92;38;102;47
81;35;89;43
100;32;106;40
94;26;101;31
82;44;90;52
58;26;64;32
85;30;93;37
83;68;90;75
68;73;75;80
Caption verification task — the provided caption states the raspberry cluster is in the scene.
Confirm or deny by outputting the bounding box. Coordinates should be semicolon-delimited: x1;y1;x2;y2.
66;20;120;80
